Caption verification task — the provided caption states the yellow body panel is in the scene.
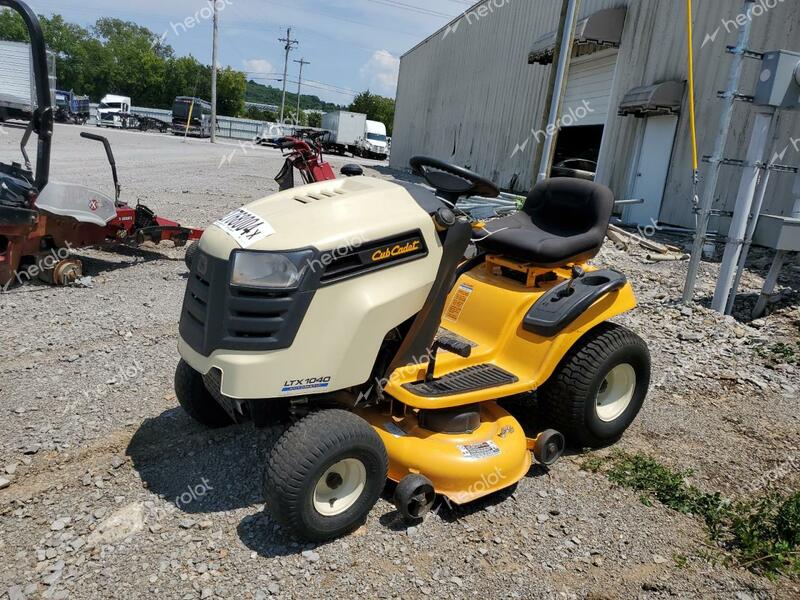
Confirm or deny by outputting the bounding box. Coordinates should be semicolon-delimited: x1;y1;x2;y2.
385;263;637;409
357;402;530;504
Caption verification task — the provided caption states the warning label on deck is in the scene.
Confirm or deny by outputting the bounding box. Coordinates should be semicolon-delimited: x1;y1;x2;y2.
458;440;500;459
444;284;473;322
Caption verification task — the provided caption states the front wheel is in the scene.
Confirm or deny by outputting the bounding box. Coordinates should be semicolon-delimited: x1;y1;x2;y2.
263;409;388;541
538;323;650;448
184;242;200;271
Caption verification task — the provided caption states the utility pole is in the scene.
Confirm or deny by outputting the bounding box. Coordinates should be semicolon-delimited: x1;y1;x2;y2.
279;28;299;124
294;58;310;125
210;0;219;143
537;0;581;183
531;0;569;186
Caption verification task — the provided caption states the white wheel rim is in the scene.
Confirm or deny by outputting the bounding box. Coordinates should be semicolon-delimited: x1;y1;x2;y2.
595;363;636;422
313;458;367;517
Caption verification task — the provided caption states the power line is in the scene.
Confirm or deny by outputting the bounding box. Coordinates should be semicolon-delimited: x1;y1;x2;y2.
244;72;356;95
358;0;456;18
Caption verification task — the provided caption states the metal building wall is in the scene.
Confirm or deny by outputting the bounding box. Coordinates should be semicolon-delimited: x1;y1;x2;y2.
391;0;800;228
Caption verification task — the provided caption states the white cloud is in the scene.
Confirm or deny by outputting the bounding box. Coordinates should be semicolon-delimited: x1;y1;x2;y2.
242;58;276;78
359;50;400;96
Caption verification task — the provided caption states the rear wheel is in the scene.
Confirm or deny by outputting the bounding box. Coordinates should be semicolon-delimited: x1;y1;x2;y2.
263;409;388;541
538;323;650;448
174;360;233;428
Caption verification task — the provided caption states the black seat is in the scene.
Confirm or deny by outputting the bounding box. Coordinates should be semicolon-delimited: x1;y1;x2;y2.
475;178;614;267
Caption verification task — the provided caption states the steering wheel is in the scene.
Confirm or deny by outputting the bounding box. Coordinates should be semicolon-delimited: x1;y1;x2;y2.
410;156;500;200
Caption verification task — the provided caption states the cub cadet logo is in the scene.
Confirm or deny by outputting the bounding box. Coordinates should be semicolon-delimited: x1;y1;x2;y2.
371;240;421;263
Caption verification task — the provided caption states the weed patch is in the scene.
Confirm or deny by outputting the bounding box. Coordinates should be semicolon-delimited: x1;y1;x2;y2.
753;341;799;366
581;452;800;577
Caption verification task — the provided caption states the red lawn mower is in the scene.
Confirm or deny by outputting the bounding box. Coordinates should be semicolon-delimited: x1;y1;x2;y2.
0;0;202;288
274;129;361;190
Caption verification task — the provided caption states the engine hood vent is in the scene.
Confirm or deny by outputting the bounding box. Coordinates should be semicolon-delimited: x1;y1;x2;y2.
294;189;346;204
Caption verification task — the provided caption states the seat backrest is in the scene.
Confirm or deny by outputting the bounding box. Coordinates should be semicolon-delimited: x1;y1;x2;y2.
522;177;614;238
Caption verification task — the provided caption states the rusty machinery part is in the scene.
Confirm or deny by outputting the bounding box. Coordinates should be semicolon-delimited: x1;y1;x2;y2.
37;257;83;286
135;227;191;247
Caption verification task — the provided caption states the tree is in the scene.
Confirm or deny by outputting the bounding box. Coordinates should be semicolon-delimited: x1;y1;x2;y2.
244;106;277;121
0;8;32;41
349;90;395;135
216;67;246;117
92;18;169;107
0;10;247;116
307;111;322;128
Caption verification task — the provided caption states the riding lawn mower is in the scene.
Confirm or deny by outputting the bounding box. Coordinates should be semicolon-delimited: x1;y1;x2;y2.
175;152;651;541
0;0;202;288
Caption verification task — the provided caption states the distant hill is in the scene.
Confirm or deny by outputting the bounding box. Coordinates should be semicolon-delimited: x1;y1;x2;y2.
245;80;343;113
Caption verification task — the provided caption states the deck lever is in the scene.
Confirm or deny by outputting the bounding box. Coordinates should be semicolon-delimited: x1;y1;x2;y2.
559;265;586;299
424;337;472;382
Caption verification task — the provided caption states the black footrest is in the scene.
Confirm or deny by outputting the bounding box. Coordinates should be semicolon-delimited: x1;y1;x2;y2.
436;336;472;358
403;364;518;398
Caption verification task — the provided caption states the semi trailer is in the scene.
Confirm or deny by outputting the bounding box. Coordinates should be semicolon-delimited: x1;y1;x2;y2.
0;40;56;121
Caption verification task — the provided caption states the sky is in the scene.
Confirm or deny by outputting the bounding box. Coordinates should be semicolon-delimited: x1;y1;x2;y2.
24;0;476;105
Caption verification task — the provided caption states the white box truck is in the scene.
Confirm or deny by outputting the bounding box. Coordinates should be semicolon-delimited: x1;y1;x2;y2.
363;120;388;161
321;111;389;160
321;110;367;156
0;40;56;121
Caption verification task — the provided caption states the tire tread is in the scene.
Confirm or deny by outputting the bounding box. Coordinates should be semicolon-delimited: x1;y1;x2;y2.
539;322;649;447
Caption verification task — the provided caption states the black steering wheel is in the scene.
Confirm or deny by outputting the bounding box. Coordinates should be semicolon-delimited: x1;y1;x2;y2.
410;156;500;201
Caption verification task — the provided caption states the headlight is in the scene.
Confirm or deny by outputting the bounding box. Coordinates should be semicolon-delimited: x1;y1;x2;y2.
231;252;305;289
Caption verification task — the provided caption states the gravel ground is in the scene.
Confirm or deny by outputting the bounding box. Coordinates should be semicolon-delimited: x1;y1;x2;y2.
1;124;799;599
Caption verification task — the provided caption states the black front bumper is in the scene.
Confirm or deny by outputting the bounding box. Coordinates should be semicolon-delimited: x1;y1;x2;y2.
179;248;318;357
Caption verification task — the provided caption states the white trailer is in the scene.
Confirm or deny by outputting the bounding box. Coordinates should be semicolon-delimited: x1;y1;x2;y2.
0;40;56;121
321;111;367;156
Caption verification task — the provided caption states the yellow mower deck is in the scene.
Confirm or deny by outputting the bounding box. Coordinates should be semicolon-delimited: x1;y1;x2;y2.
357;402;529;504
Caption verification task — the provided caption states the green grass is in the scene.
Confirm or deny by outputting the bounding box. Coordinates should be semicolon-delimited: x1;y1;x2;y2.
582;452;800;578
754;341;799;366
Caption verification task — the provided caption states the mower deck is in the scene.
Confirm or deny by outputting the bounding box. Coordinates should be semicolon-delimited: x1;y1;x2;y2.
357;401;531;504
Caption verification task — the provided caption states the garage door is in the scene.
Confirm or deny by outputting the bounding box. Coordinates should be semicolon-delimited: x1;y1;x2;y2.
562;50;618;126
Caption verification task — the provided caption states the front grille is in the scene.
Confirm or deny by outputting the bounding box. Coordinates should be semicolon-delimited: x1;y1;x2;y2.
179;250;317;356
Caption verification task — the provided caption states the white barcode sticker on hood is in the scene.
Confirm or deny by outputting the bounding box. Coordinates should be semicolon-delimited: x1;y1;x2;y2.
213;208;275;248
